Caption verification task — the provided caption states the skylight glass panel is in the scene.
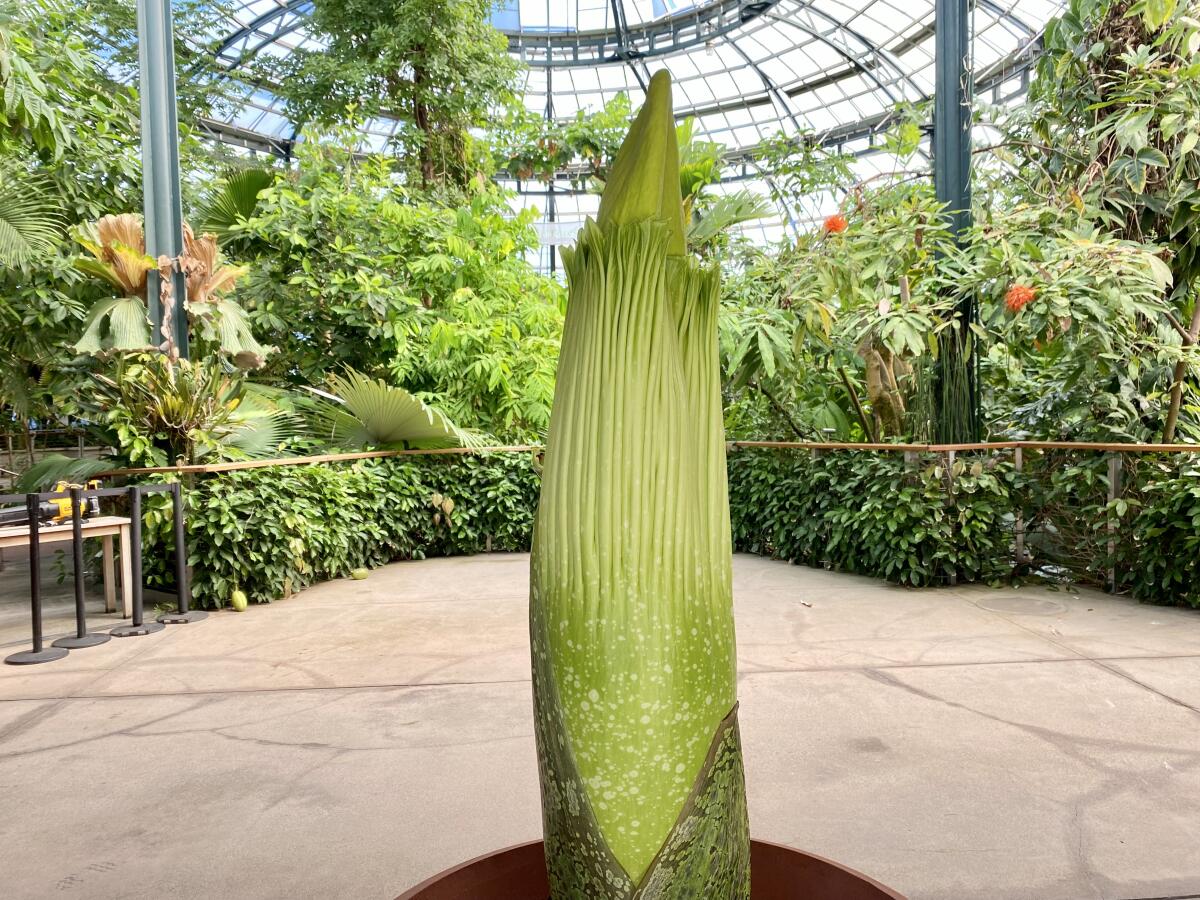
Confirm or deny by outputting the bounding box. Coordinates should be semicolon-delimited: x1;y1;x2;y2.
199;0;1068;254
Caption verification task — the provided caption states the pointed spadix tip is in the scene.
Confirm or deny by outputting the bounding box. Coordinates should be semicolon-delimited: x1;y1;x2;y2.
597;70;686;254
646;69;672;103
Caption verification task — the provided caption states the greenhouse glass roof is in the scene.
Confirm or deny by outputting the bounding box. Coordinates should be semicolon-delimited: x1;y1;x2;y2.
203;0;1065;249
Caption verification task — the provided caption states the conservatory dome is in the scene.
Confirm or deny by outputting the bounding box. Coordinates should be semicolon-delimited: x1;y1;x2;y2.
205;0;1064;247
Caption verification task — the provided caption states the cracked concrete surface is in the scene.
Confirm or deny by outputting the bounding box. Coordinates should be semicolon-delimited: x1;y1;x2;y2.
1;553;1199;899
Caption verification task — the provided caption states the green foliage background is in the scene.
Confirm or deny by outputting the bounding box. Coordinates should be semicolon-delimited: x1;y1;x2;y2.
727;449;1016;587
128;450;1200;610
3;0;1200;615
141;453;540;606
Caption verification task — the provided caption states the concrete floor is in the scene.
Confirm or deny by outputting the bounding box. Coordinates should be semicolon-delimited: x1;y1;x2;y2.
1;554;1199;900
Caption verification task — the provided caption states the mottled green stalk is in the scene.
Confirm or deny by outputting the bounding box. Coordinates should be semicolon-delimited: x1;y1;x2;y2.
530;71;749;899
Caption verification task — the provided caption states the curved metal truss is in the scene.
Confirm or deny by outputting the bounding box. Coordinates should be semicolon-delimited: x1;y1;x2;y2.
215;0;313;70
206;0;1061;149
201;0;1065;248
507;0;783;66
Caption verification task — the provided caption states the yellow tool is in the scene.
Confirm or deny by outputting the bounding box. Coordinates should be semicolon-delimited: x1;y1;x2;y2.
0;480;102;528
44;480;103;523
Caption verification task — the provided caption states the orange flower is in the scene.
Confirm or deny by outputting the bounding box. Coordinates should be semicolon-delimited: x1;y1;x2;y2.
823;213;848;234
1005;283;1035;313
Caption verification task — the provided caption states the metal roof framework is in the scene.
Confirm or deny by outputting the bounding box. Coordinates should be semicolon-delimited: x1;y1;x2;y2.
195;0;1064;243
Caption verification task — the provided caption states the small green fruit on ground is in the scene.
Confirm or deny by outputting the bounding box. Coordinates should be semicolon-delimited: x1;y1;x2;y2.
230;589;248;612
350;567;369;580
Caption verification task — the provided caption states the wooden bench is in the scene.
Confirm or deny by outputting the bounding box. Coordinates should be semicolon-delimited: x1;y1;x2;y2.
0;516;133;618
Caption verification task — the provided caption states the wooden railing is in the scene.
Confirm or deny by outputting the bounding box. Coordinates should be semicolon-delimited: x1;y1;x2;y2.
95;439;1200;478
97;445;543;477
727;440;1200;453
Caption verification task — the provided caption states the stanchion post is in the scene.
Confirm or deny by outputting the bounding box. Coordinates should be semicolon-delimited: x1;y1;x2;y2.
158;482;205;624
5;494;68;664
112;485;164;637
1013;447;1027;568
1107;453;1122;592
53;487;110;649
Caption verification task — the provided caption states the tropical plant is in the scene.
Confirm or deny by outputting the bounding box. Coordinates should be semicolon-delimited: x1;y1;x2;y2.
72;213;154;352
71;213;268;362
530;73;748;897
239;135;563;438
955;205;1180;441
490;93;633;186
139;453;541;607
1018;0;1200;440
0;163;63;267
86;354;296;467
728;447;1016;585
687;189;773;257
301;368;486;450
0;0;90;158
67;0;236;126
195;167;275;246
268;0;518;189
722;180;957;441
13;454;112;492
181;225;268;364
673;117;772;256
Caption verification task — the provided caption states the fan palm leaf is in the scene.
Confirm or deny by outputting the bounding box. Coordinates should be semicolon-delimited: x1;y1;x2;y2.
196;168;273;244
74;295;150;353
303;369;487;450
0;164;63;267
14;454;113;492
221;386;304;458
687;190;772;249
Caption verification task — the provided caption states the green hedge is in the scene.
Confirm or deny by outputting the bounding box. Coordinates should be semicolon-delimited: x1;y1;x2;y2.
727;449;1016;587
1126;463;1200;608
143;453;539;607
139;448;1200;608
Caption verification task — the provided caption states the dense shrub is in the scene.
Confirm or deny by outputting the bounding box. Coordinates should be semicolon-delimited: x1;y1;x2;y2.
1127;463;1200;609
138;448;1200;608
1015;452;1115;587
727;448;1016;587
142;453;539;607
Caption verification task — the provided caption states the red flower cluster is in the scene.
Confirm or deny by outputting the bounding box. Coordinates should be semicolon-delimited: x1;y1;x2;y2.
823;213;848;234
1005;283;1036;313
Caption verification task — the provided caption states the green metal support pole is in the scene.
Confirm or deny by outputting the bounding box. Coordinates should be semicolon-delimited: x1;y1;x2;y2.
137;0;189;359
934;0;972;237
933;0;977;440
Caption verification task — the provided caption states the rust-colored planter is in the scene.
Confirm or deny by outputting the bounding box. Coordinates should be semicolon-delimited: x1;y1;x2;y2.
397;839;905;900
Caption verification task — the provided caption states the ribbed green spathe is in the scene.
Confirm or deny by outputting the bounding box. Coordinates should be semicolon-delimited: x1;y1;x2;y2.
530;71;749;899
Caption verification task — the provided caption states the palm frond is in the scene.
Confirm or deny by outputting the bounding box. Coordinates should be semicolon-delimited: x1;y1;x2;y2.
687;190;773;248
222;389;305;458
302;369;488;450
196;168;273;244
0;164;63;267
14;454;113;492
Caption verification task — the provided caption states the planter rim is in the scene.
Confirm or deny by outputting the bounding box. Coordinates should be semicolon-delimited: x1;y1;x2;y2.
751;838;904;897
396;838;906;899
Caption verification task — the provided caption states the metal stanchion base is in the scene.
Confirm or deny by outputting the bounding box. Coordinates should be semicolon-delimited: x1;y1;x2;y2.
157;609;208;624
5;647;69;665
111;621;165;637
52;632;111;649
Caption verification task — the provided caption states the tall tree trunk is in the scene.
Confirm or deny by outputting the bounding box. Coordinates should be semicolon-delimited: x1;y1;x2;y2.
411;64;435;188
1162;301;1200;443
